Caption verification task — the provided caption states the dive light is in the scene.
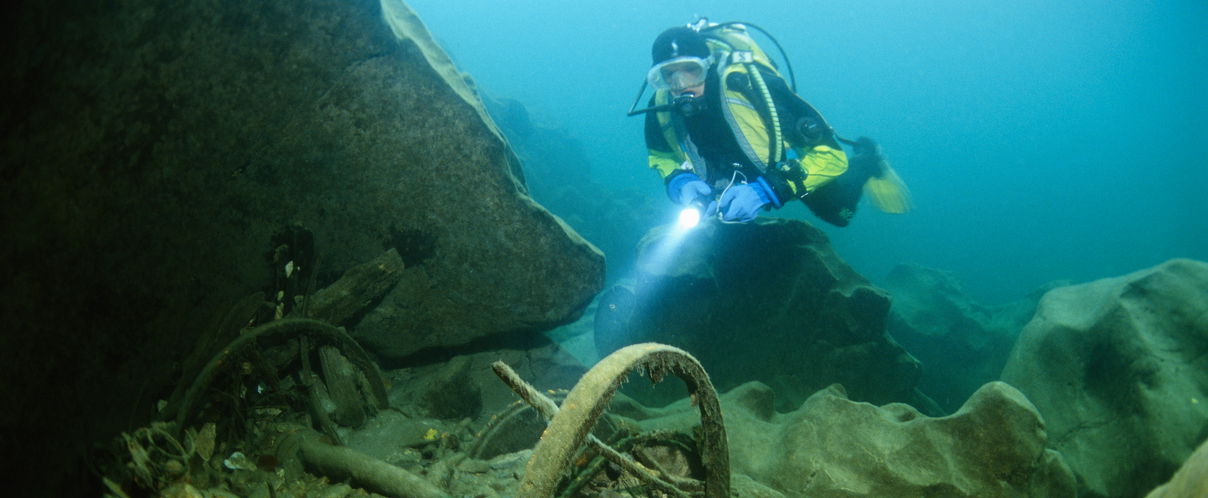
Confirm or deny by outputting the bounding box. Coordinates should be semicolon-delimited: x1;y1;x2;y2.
677;206;702;230
676;200;708;231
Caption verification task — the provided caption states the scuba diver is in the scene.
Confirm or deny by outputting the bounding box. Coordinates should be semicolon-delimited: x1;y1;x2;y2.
630;19;912;225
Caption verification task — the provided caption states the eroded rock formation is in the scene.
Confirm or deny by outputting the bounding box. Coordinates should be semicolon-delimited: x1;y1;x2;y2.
1001;258;1208;498
622;380;1075;496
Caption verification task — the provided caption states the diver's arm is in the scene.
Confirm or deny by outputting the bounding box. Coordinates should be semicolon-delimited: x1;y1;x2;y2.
761;67;848;194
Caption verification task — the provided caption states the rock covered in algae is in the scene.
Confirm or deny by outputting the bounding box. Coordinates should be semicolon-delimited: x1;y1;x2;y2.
1002;258;1208;498
624;380;1075;497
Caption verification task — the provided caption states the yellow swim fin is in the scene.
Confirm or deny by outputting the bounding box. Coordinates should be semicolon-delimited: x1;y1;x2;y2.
863;158;913;214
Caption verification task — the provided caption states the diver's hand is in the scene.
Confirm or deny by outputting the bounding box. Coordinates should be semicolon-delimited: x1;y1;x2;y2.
666;173;712;206
717;178;779;223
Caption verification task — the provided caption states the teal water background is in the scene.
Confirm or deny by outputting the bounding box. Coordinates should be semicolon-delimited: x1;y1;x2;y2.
406;0;1207;304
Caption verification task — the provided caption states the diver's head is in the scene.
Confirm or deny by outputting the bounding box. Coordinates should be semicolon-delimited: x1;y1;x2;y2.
649;27;710;97
651;26;709;64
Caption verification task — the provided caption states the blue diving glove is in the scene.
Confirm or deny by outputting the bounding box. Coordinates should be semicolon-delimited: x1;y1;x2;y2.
666;173;713;206
717;177;781;222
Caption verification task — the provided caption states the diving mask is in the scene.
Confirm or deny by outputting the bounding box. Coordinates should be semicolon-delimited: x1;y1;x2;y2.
647;56;711;92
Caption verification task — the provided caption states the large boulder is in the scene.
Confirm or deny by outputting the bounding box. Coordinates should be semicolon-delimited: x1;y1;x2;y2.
483;96;662;281
595;219;927;410
333;2;604;360
628;381;1075;496
0;0;601;493
883;263;1047;412
1001;259;1208;498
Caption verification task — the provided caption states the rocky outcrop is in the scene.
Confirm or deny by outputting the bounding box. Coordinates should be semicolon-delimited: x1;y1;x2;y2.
883;263;1047;412
335;2;604;360
595;219;928;410
484;96;662;281
0;0;601;493
1001;259;1208;498
625;381;1075;496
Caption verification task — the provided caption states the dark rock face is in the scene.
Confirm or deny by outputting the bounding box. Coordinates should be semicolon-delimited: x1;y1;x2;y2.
1001;259;1208;498
596;219;925;409
882;263;1043;412
0;0;601;492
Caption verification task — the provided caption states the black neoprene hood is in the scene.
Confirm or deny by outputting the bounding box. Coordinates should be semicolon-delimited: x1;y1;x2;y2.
651;26;710;65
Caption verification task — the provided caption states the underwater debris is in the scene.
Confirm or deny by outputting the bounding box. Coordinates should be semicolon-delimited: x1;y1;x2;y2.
221;451;255;471
103;316;398;496
172;318;388;434
291;428;450;498
266;225;317;320
496;343;729;498
118;422;212;491
305;248;405;326
468;390;578;461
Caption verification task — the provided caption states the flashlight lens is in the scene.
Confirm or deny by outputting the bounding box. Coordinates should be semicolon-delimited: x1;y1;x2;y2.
677;207;702;230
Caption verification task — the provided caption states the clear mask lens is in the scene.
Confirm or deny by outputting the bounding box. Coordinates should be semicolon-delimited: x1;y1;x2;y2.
647;56;710;92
